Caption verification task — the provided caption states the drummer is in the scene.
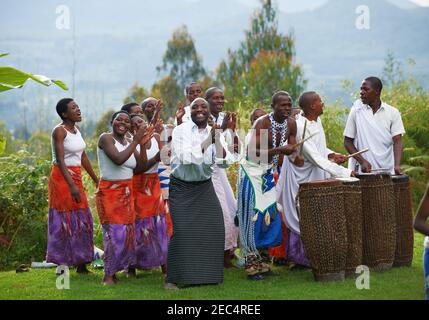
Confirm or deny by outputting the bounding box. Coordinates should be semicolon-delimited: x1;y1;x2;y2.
414;183;429;300
277;91;355;269
343;76;405;175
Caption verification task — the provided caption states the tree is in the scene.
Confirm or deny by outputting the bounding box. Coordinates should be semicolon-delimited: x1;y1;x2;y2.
217;0;306;107
123;82;149;105
151;76;182;122
157;25;206;90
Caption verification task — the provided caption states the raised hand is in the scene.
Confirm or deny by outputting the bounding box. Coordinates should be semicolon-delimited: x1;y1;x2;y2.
227;112;237;132
134;124;154;145
220;112;231;131
155;119;164;135
150;100;163;126
140;125;155;146
176;103;186;122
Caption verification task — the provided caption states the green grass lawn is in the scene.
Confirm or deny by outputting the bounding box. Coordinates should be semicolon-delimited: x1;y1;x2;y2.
0;233;426;300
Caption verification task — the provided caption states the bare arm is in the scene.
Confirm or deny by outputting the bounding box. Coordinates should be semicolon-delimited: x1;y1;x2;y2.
98;134;140;166
135;134;161;174
52;127;81;203
414;184;429;236
393;134;403;175
344;136;372;172
81;151;99;185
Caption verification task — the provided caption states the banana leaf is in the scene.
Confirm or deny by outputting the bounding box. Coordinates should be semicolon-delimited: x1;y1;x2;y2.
0;66;68;93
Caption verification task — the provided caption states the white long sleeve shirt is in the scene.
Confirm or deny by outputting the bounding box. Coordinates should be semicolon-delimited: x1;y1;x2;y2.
170;120;234;182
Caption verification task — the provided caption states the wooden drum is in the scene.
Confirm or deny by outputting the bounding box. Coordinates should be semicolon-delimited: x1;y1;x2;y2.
392;174;414;267
356;173;396;272
338;178;363;278
298;180;347;282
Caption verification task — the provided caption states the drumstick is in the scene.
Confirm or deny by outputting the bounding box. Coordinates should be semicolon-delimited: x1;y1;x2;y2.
371;168;390;172
345;148;369;159
292;132;318;149
299;120;307;156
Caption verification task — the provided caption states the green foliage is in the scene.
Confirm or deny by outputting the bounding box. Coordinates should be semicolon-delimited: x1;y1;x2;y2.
93;109;114;140
321;102;349;154
0;151;51;269
0;54;68;93
217;0;306;108
123;82;149;105
157;25;206;89
27;131;51;160
151;75;182;122
0;134;5;155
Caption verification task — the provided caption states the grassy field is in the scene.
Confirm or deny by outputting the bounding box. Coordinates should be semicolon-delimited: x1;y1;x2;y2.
0;232;426;300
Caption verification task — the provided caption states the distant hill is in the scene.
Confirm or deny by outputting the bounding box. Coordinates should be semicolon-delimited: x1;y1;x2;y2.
0;0;428;132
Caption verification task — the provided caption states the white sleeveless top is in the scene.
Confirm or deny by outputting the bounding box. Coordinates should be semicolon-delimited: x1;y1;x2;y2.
144;137;160;174
97;137;137;181
425;236;429;249
51;125;86;167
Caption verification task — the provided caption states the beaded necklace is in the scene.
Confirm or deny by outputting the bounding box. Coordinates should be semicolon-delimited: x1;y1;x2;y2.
269;112;288;167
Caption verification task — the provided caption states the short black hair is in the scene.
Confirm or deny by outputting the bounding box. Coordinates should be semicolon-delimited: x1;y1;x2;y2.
56;98;74;119
205;87;222;101
121;102;139;113
364;76;383;93
298;91;317;111
110;110;130;124
271;91;291;106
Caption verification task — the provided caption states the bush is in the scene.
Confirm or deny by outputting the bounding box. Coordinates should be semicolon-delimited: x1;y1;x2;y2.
0;151;51;270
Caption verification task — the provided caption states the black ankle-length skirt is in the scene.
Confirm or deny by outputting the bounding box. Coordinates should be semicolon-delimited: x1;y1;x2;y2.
167;175;225;286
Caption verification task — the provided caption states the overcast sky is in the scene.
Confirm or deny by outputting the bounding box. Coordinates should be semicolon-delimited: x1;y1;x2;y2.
236;0;429;12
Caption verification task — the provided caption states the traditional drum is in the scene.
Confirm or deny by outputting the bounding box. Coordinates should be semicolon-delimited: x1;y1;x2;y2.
298;180;347;282
392;174;414;267
338;177;363;278
357;173;396;272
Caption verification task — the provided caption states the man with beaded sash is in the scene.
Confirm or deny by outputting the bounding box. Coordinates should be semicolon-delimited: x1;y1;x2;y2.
237;91;303;280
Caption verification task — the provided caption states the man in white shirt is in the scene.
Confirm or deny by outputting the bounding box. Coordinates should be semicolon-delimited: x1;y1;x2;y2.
175;82;203;126
278;91;354;268
166;98;233;290
343;77;405;175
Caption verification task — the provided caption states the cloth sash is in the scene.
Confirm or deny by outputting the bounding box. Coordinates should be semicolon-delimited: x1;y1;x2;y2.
48;165;89;211
348;104;394;173
239;158;277;214
133;173;165;219
96;179;135;225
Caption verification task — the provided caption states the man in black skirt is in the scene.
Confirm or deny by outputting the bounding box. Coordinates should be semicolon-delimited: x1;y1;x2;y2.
165;98;234;290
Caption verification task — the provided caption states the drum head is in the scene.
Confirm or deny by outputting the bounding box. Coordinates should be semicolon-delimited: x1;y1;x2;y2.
391;174;409;183
299;179;342;189
356;173;391;180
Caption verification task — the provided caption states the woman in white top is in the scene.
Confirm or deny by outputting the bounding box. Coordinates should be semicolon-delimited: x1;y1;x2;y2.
96;110;154;286
46;98;99;274
128;113;169;277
